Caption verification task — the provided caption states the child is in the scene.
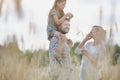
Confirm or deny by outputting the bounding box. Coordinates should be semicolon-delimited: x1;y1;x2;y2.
47;0;73;40
47;0;73;61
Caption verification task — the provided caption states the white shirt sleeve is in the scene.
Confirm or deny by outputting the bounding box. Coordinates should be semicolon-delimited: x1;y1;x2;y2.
74;47;82;54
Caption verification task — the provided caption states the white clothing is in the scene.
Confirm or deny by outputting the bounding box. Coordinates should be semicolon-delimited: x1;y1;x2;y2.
75;42;104;80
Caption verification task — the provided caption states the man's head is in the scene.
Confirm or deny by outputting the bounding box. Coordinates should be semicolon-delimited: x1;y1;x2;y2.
60;20;70;34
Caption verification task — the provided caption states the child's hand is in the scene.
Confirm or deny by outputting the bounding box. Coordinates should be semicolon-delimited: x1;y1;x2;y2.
66;12;74;19
69;13;74;19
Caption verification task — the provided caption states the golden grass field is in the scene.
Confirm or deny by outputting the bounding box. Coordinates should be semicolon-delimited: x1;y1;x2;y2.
0;41;120;80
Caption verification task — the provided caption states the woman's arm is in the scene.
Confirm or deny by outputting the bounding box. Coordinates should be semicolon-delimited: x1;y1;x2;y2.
78;33;92;48
82;50;97;66
75;33;92;54
78;38;87;48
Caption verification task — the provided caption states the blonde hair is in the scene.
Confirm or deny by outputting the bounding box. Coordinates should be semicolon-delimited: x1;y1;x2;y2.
50;0;66;17
93;25;106;43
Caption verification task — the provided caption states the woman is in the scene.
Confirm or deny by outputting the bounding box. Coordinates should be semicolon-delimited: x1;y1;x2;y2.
75;25;106;80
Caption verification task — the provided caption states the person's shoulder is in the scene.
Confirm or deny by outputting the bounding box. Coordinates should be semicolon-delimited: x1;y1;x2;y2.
50;8;57;14
51;8;57;11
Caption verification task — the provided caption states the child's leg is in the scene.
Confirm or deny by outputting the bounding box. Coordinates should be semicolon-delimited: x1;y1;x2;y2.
49;36;64;65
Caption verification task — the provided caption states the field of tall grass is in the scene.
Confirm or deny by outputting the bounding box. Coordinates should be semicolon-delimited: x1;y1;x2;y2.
0;41;120;80
0;41;81;80
0;42;50;80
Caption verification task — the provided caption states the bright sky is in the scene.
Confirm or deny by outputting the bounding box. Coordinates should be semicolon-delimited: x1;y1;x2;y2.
0;0;120;52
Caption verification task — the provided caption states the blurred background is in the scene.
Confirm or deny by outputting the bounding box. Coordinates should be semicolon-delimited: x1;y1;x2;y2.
0;0;120;51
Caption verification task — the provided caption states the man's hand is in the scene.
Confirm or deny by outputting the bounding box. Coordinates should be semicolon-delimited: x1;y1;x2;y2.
67;39;73;47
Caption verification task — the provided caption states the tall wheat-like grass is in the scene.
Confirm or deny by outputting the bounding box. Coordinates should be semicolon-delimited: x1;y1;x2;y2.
0;42;49;80
0;34;120;80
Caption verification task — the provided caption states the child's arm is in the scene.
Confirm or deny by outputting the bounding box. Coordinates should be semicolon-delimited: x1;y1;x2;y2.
52;12;73;26
52;14;66;26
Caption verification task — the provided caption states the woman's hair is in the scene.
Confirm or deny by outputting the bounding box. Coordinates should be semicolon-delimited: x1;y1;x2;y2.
93;25;106;43
50;0;66;17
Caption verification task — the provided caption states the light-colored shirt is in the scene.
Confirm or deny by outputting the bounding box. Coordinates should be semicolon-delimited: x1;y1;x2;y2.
75;42;106;80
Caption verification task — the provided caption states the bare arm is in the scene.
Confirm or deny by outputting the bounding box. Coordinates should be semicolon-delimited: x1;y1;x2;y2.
78;33;92;48
78;38;87;48
82;50;97;67
52;12;73;27
52;14;67;26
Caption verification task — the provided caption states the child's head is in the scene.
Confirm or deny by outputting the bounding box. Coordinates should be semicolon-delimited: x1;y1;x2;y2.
53;0;66;10
52;0;66;16
59;20;70;34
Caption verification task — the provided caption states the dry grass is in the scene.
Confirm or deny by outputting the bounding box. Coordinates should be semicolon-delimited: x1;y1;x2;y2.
0;42;49;80
0;41;120;80
99;44;120;80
